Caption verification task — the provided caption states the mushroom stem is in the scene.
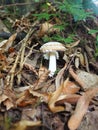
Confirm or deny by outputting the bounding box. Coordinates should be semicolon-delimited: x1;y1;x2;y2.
49;52;56;77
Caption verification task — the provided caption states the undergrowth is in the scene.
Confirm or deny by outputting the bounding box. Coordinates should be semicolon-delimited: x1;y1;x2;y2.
2;0;98;57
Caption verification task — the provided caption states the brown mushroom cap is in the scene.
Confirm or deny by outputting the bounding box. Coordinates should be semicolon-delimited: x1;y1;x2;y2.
40;42;67;53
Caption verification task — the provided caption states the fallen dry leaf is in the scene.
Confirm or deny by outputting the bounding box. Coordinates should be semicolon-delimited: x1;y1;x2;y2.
56;94;81;105
14;120;41;130
38;22;59;37
3;98;14;110
78;53;85;67
0;52;6;61
0;52;8;71
24;61;38;76
48;78;69;113
16;89;38;107
66;40;80;48
63;80;80;94
38;66;48;77
16;87;49;107
0;40;8;48
0;94;8;103
0;88;16;110
34;66;49;90
0;92;15;110
68;87;98;130
75;57;79;68
22;108;38;120
0;33;17;52
55;64;67;89
13;17;31;32
29;88;49;103
69;67;85;88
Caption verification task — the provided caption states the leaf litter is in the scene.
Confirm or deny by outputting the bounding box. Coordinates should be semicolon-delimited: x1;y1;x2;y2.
0;2;98;130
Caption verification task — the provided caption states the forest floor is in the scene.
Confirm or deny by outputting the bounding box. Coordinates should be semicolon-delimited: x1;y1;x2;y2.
0;2;98;130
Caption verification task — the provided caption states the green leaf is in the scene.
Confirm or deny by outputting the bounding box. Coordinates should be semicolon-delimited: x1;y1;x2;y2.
53;24;67;31
57;0;93;21
51;34;74;44
33;13;57;21
89;29;98;34
42;36;52;43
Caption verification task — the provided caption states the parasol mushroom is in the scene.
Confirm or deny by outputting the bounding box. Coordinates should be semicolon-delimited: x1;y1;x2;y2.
40;42;67;77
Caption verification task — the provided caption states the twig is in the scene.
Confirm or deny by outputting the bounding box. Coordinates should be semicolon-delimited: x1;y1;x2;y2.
6;29;34;89
16;29;35;85
6;50;20;87
17;43;39;84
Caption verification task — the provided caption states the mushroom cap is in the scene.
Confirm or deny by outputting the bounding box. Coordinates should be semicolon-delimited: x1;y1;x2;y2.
40;41;67;53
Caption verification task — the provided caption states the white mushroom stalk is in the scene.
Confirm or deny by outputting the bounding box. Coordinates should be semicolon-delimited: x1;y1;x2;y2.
48;51;58;77
40;42;66;77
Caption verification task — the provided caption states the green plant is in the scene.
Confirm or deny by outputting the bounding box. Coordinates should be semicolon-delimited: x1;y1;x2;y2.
33;0;94;46
56;0;93;21
33;13;58;21
42;34;75;44
51;34;75;43
89;29;98;34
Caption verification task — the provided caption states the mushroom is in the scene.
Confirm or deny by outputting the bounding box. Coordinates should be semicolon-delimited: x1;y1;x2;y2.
40;42;67;77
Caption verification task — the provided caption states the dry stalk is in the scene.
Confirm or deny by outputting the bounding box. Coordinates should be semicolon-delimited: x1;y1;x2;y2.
6;29;35;89
17;42;39;85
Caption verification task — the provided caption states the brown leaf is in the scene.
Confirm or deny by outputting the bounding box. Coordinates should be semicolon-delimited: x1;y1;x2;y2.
56;94;81;105
16;88;49;107
0;52;7;71
0;52;6;61
29;88;49;103
66;40;80;48
0;94;8;103
22;108;38;120
0;33;17;52
0;89;15;110
38;66;49;77
8;47;15;53
68;87;98;130
0;88;16;110
16;90;38;107
63;80;80;94
69;67;85;88
4;88;16;101
34;66;49;90
55;64;67;89
38;22;58;37
75;57;79;68
24;62;38;76
48;78;69;113
3;99;14;110
79;53;85;66
14;120;41;130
